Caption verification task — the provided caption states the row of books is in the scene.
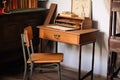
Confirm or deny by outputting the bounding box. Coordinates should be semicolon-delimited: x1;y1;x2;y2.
8;0;38;10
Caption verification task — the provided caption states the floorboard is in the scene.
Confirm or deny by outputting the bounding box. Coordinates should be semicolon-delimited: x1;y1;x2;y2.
0;66;108;80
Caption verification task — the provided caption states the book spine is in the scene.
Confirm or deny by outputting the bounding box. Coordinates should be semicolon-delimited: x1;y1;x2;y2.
31;0;34;8
33;0;37;8
24;0;28;8
28;0;32;8
21;0;24;8
12;0;16;9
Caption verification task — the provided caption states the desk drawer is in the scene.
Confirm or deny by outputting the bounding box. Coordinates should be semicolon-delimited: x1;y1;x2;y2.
40;28;79;45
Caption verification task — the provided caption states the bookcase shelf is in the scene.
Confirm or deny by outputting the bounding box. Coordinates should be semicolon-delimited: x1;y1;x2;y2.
9;8;47;13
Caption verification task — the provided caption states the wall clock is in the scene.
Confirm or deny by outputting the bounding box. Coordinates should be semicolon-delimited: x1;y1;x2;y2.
71;0;91;19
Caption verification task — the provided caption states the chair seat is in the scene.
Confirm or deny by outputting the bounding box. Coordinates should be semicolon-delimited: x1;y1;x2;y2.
110;36;120;53
27;53;63;63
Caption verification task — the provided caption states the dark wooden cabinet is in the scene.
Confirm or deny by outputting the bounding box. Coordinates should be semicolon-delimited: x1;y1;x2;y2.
0;8;48;72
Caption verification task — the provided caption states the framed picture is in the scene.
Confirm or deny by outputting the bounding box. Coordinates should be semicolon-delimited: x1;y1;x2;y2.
71;0;92;19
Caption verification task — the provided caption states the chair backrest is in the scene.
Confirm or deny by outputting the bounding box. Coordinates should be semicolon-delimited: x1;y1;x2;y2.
24;26;33;47
21;26;34;63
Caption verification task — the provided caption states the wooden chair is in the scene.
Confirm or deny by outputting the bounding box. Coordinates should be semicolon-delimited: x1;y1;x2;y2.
107;0;120;79
21;26;63;80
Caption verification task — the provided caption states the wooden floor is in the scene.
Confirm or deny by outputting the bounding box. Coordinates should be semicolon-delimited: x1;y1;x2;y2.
0;66;119;80
1;66;120;80
0;66;108;80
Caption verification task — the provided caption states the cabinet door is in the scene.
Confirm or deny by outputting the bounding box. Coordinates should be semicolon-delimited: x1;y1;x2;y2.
1;22;22;51
0;21;23;70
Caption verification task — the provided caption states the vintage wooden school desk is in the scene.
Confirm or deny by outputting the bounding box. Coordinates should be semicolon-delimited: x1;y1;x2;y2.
37;14;98;80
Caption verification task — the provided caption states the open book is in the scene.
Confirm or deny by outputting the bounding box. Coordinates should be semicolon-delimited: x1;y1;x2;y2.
47;25;80;31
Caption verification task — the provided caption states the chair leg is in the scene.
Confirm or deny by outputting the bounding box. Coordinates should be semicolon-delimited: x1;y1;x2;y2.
108;52;120;80
112;67;120;78
29;62;34;80
23;63;27;80
57;63;61;80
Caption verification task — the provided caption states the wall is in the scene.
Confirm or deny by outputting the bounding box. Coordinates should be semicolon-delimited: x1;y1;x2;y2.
46;0;110;77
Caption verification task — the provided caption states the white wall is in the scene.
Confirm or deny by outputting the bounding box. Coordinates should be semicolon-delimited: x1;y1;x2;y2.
46;0;110;77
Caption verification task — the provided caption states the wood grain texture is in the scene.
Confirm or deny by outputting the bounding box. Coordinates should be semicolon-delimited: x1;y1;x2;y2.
39;26;98;45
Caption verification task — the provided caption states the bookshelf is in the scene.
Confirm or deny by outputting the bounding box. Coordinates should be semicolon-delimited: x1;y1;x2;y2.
0;0;48;72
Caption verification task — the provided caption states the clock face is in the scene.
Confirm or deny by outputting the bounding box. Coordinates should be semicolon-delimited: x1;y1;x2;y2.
72;0;91;18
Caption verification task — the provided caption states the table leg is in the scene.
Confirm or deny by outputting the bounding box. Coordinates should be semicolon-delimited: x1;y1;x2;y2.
91;42;95;80
78;45;82;80
55;42;58;53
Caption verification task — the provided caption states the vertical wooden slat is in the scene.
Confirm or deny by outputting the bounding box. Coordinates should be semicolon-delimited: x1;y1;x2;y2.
44;3;57;25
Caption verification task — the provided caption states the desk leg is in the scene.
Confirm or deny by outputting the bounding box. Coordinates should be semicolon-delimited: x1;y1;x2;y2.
55;42;58;53
78;45;82;80
91;42;95;80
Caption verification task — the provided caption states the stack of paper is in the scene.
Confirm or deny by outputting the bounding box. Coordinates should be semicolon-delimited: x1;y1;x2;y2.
47;25;79;31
